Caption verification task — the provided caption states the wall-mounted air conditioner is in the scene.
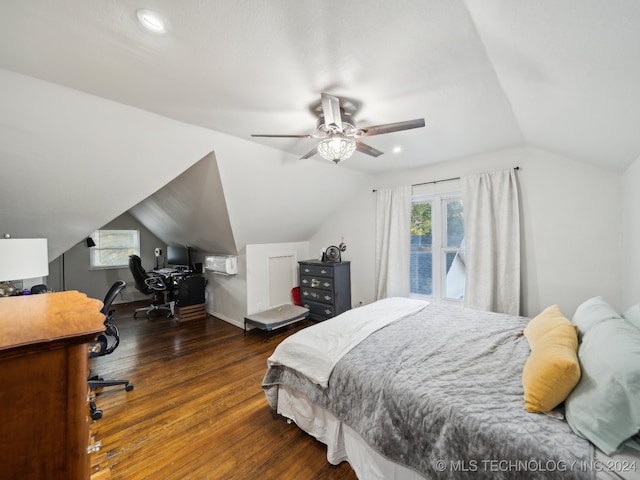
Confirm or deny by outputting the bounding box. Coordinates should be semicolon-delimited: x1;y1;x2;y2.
205;255;238;275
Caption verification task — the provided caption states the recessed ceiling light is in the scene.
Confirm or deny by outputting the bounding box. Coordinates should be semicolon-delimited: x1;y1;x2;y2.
392;146;402;154
136;9;168;33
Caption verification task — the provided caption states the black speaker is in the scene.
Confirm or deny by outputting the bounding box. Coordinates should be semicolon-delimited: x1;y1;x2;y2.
193;262;203;274
176;276;205;307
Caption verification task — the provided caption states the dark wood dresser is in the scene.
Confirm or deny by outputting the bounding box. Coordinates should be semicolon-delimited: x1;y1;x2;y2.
298;260;351;322
0;291;105;480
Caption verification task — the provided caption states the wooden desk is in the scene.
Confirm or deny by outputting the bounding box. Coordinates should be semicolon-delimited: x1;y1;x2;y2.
0;291;105;480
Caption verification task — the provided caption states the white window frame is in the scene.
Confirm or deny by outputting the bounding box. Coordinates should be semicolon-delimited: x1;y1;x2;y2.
410;192;465;305
89;229;140;269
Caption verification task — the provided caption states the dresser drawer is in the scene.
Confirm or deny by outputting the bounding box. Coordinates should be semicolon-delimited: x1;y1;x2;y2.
301;299;334;319
300;287;333;304
300;275;334;291
299;264;333;277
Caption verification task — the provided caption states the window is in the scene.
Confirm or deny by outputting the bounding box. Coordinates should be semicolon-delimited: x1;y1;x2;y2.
89;229;140;269
410;193;465;302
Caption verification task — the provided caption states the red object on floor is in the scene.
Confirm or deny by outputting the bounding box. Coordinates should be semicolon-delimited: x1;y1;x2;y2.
291;287;301;306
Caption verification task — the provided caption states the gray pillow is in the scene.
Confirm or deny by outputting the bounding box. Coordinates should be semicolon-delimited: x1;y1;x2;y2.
565;318;640;455
571;296;621;338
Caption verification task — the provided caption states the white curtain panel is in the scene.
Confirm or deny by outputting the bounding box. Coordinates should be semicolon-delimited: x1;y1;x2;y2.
461;169;521;315
375;186;411;300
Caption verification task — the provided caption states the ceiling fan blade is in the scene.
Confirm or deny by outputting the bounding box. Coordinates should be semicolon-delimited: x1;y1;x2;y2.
355;141;384;157
300;146;318;160
251;134;313;138
321;92;343;132
359;118;425;137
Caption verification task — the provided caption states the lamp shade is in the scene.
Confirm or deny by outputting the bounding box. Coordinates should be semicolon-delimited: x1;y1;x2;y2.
0;238;49;281
317;136;356;163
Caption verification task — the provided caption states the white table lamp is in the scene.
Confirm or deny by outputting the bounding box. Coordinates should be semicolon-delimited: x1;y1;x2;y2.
0;238;49;296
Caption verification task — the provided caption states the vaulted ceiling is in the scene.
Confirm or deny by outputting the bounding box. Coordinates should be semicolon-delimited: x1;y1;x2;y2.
1;1;639;258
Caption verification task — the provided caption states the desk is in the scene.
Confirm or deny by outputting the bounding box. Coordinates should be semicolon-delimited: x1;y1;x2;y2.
0;291;104;480
151;271;206;321
175;275;205;307
151;267;191;277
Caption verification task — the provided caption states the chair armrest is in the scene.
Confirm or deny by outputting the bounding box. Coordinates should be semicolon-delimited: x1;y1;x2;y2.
144;276;167;291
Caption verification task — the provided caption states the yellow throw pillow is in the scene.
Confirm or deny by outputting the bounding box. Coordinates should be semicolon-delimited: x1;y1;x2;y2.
522;322;581;413
524;304;573;347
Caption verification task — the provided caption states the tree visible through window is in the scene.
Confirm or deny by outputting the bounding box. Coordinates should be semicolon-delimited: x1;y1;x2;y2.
410;194;465;301
89;229;140;269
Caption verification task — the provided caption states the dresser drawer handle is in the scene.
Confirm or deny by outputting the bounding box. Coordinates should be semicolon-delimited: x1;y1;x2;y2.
324;295;331;301
323;282;330;287
302;291;309;296
321;269;328;274
304;268;311;273
324;309;332;315
302;278;309;284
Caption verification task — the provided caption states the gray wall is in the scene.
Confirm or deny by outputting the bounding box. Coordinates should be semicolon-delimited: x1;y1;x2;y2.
47;211;165;304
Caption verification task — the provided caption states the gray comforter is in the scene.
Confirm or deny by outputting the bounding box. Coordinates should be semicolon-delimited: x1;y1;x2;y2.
263;303;596;479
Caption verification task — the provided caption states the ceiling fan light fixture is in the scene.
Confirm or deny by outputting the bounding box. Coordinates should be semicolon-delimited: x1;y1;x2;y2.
317;137;356;164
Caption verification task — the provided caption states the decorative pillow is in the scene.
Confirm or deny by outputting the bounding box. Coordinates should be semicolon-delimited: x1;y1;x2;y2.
522;319;581;413
623;304;640;330
565;318;640;455
524;304;572;347
572;296;621;338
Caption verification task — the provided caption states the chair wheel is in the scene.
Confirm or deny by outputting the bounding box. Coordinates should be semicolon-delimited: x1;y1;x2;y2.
90;400;103;421
125;383;134;391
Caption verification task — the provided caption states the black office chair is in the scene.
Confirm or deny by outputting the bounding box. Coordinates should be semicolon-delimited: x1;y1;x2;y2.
88;280;133;420
128;254;174;318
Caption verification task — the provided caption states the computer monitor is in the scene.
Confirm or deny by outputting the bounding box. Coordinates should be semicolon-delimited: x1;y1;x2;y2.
166;245;190;268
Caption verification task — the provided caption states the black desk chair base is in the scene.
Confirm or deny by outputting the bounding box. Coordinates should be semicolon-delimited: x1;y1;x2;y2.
88;375;134;420
133;300;174;318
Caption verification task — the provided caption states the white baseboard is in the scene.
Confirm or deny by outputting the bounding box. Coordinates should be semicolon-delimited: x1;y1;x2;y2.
209;310;243;329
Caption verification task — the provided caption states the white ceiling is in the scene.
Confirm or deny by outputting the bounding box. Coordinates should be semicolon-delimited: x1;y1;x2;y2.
2;0;640;264
1;0;639;174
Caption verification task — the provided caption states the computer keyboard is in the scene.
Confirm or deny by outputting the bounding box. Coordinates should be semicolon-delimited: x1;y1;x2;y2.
154;268;178;276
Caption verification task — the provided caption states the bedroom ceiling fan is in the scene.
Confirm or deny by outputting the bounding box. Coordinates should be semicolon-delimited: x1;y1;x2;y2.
251;93;426;164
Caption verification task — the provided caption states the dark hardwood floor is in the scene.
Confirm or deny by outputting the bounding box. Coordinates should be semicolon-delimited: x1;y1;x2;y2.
89;301;357;480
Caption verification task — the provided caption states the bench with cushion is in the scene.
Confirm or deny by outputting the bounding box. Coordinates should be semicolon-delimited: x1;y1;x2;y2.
244;304;309;341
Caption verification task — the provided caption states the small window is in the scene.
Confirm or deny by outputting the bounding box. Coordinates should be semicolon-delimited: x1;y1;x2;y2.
89;229;140;269
410;194;465;302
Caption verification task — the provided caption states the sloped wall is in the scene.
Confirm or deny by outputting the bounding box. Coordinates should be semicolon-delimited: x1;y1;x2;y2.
0;69;218;260
129;152;236;255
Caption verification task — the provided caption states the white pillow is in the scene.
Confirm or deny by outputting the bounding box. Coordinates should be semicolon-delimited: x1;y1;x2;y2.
572;296;621;338
623;304;640;330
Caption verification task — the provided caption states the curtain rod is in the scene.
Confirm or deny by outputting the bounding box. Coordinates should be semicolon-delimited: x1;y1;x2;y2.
372;166;519;192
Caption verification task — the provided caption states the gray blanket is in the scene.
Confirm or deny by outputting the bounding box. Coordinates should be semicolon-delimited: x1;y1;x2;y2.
263;304;595;479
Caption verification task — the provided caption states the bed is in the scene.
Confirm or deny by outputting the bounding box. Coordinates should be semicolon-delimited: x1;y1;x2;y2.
262;297;640;480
